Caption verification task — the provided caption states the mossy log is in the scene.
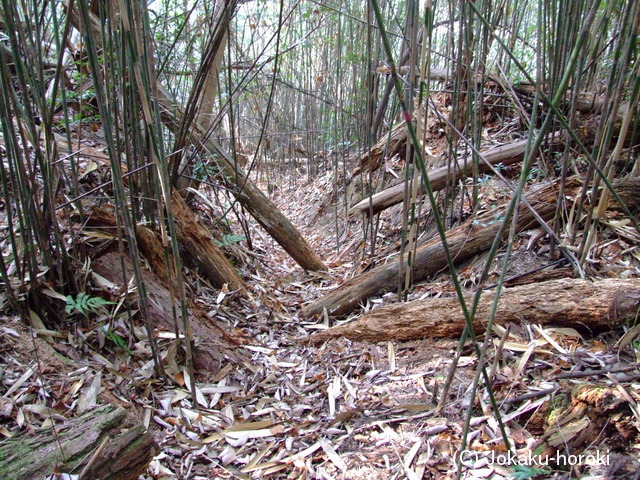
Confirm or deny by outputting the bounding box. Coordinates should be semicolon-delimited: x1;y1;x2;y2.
0;404;156;480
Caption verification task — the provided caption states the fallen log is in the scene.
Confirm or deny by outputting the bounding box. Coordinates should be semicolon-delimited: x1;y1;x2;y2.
85;199;246;294
349;132;563;217
300;177;579;319
0;404;156;480
170;190;246;293
350;121;409;178
67;4;326;273
84;204;172;283
305;277;640;344
93;250;245;371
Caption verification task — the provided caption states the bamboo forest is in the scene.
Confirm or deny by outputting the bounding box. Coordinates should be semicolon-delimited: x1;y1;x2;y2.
0;0;639;478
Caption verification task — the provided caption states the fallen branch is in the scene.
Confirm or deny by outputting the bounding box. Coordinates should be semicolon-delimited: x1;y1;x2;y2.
305;277;640;344
349;132;563;217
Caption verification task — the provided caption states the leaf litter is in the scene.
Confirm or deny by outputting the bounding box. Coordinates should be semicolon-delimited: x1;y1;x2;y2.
1;137;640;479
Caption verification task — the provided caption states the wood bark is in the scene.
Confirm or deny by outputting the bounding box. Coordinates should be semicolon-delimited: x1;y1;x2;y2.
82;187;246;293
85;204;171;283
305;277;640;344
0;404;156;480
349;132;563;216
353;86;626;189
531;383;640;464
612;176;640;214
170;190;246;293
350;121;408;178
66;3;326;273
300;178;579;319
92;250;245;371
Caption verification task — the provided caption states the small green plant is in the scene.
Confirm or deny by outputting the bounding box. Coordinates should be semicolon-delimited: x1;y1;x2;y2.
215;233;246;247
511;465;550;480
473;214;505;228
97;323;133;354
106;328;132;354
476;174;492;185
193;158;220;181
526;167;541;182
65;292;114;317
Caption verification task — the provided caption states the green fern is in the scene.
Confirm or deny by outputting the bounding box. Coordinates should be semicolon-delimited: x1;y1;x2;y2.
65;292;114;316
511;465;549;480
215;233;246;247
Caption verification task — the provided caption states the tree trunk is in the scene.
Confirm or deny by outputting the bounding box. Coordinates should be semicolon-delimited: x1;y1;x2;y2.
349;132;563;216
82;184;246;294
304;277;640;344
350;121;409;178
157;85;327;272
171;190;246;293
300;177;579;318
0;404;156;480
66;2;326;273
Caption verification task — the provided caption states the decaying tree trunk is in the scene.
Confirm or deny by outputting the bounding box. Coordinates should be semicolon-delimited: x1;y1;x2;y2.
612;176;640;214
349;132;563;216
301;178;579;319
156;85;327;272
0;404;156;480
170;190;246;293
92;250;245;371
529;383;639;466
350;121;409;178
83;192;246;294
304;277;640;344
67;3;326;273
85;204;172;283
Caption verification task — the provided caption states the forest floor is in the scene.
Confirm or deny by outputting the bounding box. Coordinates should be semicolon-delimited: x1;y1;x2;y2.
1;134;640;480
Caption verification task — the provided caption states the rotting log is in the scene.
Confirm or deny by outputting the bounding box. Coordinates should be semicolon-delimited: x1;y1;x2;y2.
612;176;640;214
0;404;156;480
300;178;579;319
350;121;409;178
305;277;640;344
529;383;639;466
66;3;326;273
170;190;246;293
93;250;245;372
349;132;563;217
85;196;246;294
85;204;171;283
